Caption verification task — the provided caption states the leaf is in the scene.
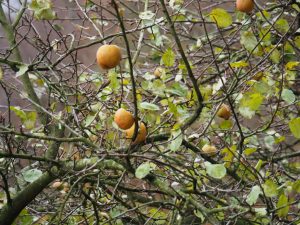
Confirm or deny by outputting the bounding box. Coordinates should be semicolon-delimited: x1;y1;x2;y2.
108;70;120;91
22;169;43;183
161;48;175;67
276;194;289;218
13;209;34;225
281;89;295;104
23;111;37;130
292;180;300;193
285;61;299;70
239;107;255;119
209;8;232;28
230;61;249;68
139;11;155;20
269;48;281;64
140;102;160;111
289;118;300;139
275;19;290;33
240;31;259;54
29;0;56;20
16;64;29;77
169;129;183;152
240;92;264;111
263;179;278;197
166;82;188;97
246;185;262;205
135;162;156;179
204;162;227;179
10;106;27;120
243;148;257;156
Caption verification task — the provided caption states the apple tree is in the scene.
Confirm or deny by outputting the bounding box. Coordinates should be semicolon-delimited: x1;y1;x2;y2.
0;0;300;224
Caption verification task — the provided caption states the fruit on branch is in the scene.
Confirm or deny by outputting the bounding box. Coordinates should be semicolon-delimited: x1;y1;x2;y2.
51;181;63;190
217;103;231;120
114;108;135;130
125;122;147;145
154;67;163;78
201;144;217;156
96;44;121;69
62;182;70;193
236;0;254;13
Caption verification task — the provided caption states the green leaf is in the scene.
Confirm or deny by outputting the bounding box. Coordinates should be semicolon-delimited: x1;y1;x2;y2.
269;48;281;64
240;31;259;54
169;129;183;152
243;148;257;156
230;61;249;68
263;179;278;197
240;92;264;111
16;64;29;77
246;185;262;205
23;111;37;130
292;180;300;193
161;48;175;67
281;89;295;104
285;61;299;70
108;70;120;91
22;168;43;183
204;162;227;179
166;82;188;97
13;209;34;225
140;102;160;111
84;113;97;127
219;119;232;129
10;106;27;120
29;0;56;20
135;162;156;179
276;194;289;218
209;8;232;28
275;19;290;33
289;118;300;139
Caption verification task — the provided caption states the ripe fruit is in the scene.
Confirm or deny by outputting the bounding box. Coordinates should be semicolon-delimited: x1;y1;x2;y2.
154;67;163;78
96;44;121;69
125;122;147;145
52;181;63;189
217;103;231;120
202;144;217;156
236;0;254;13
114;108;134;130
